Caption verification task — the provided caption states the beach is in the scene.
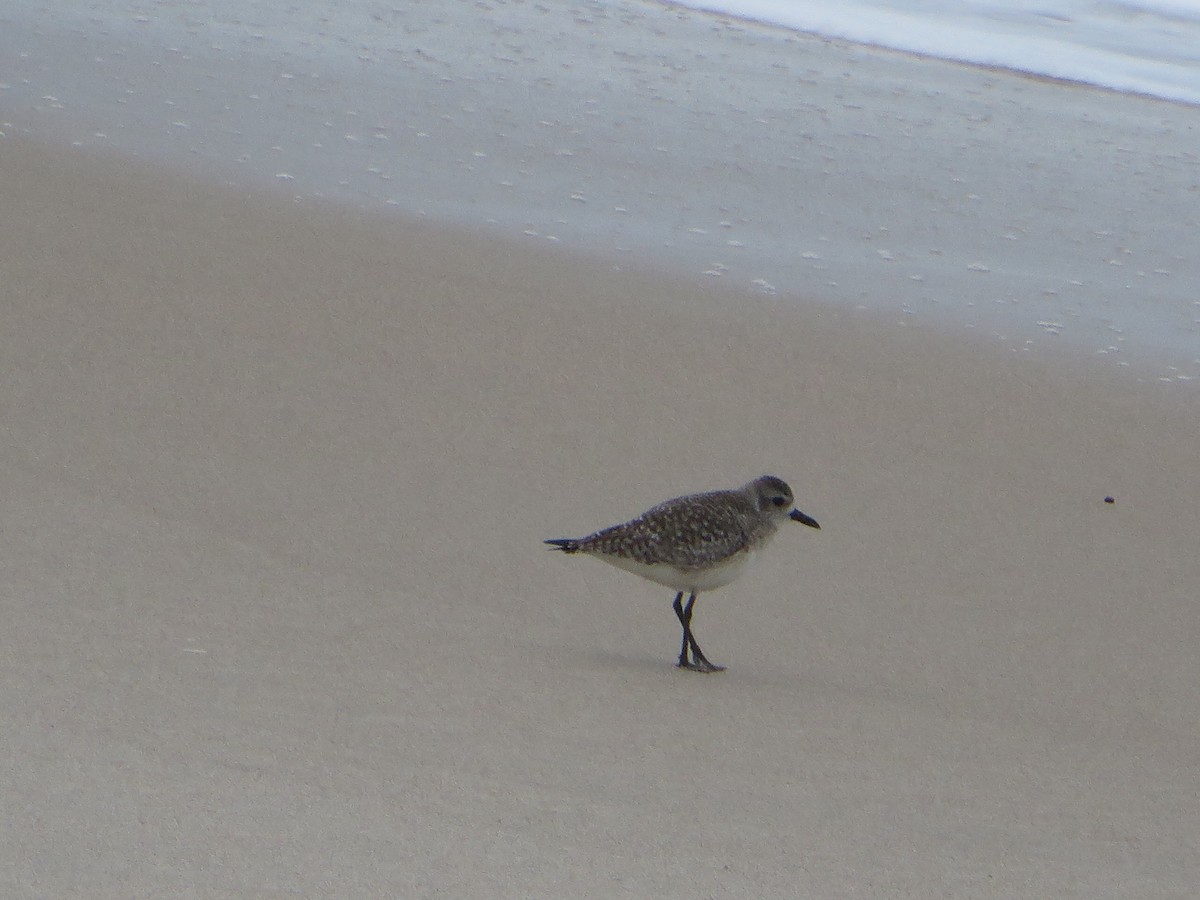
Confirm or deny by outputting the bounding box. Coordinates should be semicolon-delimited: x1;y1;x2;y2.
4;4;1200;897
5;0;1200;375
4;135;1199;897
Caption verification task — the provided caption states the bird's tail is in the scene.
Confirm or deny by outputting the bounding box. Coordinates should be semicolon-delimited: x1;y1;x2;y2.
544;538;580;553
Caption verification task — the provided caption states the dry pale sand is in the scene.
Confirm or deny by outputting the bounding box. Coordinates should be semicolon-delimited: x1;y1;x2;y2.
3;137;1198;898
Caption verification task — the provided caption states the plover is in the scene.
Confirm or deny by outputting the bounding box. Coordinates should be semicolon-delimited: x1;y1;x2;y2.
545;475;820;672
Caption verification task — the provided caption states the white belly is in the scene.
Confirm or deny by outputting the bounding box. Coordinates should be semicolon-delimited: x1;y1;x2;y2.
594;548;756;593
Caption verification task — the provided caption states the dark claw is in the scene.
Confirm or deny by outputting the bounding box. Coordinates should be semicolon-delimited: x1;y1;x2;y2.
678;659;727;674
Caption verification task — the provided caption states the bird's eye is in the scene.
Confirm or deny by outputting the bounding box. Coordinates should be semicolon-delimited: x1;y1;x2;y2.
772;496;787;507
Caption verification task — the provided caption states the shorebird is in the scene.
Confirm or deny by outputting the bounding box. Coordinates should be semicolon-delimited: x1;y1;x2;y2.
545;475;820;672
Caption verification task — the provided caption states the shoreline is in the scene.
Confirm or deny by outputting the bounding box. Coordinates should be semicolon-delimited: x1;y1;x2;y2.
14;133;1198;392
5;1;1200;379
661;0;1200;110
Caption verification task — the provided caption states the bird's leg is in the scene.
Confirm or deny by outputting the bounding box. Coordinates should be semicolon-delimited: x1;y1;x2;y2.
675;591;725;673
672;592;691;668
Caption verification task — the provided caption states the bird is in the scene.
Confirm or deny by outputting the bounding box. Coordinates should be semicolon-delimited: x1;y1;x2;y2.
545;475;820;672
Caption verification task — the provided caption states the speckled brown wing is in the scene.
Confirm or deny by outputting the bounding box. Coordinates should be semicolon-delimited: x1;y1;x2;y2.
578;490;757;570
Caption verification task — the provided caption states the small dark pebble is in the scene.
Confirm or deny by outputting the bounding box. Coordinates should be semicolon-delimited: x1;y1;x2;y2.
1104;496;1115;504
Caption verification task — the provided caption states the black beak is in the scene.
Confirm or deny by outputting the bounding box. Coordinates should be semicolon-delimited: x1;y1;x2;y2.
790;508;820;529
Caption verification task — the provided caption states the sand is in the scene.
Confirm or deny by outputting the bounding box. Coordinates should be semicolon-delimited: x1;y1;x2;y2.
2;127;1198;898
8;0;1200;376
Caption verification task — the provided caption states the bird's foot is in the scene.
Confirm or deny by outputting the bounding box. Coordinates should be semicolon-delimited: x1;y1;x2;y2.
678;658;726;674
